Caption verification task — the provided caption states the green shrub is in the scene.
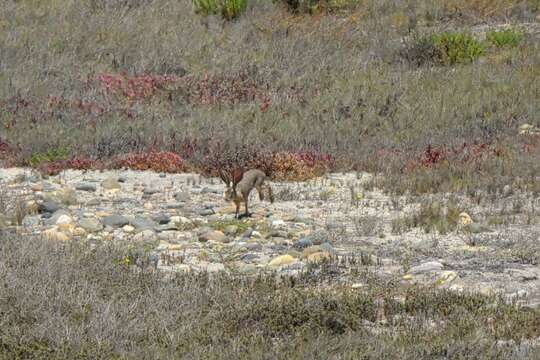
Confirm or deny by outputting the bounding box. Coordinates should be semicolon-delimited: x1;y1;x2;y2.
487;29;524;48
28;147;70;166
221;0;248;20
431;32;485;65
276;0;357;14
193;0;247;20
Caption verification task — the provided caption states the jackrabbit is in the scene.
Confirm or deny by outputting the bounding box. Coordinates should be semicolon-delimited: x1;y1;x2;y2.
219;167;274;218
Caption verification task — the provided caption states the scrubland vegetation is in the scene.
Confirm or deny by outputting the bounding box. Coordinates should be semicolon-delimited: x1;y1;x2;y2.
1;0;539;194
1;0;540;358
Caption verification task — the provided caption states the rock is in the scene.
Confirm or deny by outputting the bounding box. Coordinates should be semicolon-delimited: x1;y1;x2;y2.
293;238;313;249
269;230;288;238
133;230;157;244
224;225;238;236
46;210;71;225
409;261;444;274
22;215;40;227
272;219;286;228
458;213;473;226
153;214;171;224
268;255;296;268
245;243;262;251
38;201;61;213
198;230;229;243
75;182;97;192
130;217;156;230
86;198;101;206
143;187;160;195
102;178;121;190
155;224;180;232
123;225;135;233
307;251;332;263
159;173;166;178
199;208;215;216
103;215;130;228
166;202;185;209
55;214;73;225
239;263;257;274
174;192;190;202
241;228;253;238
502;184;512;197
79;218;103;233
202;263;225;273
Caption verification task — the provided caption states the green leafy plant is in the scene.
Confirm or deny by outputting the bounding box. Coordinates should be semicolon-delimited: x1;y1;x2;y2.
431;32;486;65
28;147;70;166
487;29;524;48
193;0;247;20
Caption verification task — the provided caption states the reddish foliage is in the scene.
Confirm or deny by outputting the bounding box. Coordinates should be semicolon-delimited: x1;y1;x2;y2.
93;73;181;101
272;151;335;181
404;142;506;172
112;151;184;173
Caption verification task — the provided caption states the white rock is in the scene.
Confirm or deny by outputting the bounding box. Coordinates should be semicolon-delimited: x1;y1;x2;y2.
55;215;73;225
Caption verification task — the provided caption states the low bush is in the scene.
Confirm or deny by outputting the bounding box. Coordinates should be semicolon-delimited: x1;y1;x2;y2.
487;28;524;48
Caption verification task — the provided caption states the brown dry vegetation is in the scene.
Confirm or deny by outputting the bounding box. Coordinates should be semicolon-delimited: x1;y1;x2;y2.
1;232;540;359
1;0;539;193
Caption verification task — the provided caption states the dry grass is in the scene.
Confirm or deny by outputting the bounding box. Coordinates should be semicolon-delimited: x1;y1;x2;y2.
1;0;539;192
1;232;540;358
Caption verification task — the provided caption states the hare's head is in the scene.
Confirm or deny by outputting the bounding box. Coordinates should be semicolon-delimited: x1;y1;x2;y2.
219;167;243;201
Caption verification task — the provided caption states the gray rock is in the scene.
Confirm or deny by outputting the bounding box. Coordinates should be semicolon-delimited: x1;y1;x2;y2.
198;230;229;243
130;217;157;230
79;218;103;233
270;230;289;238
410;261;444;274
153;214;171;224
103;215;130;228
240;253;260;262
22;215;40;227
239;263;257;274
86;198;101;206
159;173;166;178
293;238;313;249
174;192;190;202
241;228;254;238
133;230;158;244
245;243;262;252
46;209;71;225
199;208;215;216
75;182;97;192
102;178;121;190
166;202;185;209
224;225;238;236
155;224;179;232
117;176;127;183
143;187;160;195
39;201;61;213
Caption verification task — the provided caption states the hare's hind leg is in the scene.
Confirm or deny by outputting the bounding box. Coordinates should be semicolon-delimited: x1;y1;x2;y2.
256;185;264;201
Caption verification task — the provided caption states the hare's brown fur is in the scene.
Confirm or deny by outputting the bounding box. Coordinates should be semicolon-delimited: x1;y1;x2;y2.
220;169;273;218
